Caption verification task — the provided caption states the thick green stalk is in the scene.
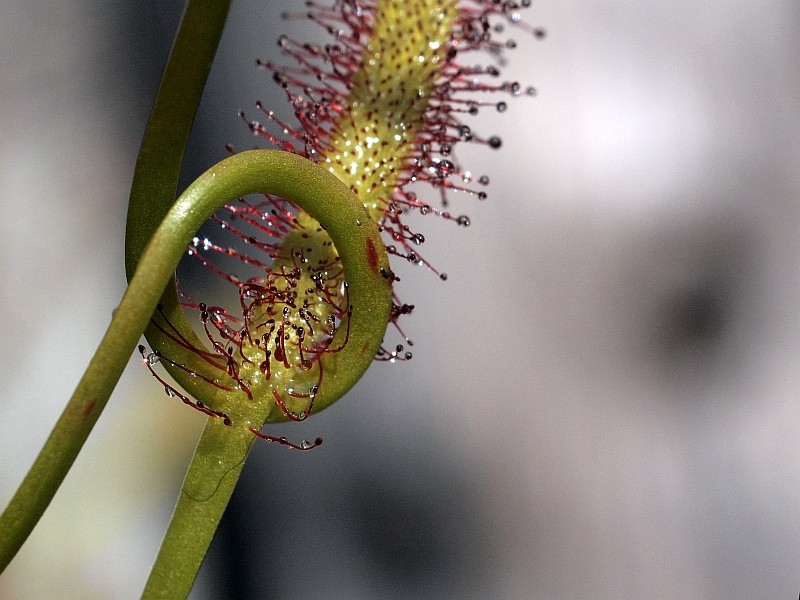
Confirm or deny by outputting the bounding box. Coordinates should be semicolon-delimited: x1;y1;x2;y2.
142;418;253;599
0;149;391;583
139;150;392;598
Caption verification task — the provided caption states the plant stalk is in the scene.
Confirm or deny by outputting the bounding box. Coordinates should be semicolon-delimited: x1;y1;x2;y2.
0;0;233;573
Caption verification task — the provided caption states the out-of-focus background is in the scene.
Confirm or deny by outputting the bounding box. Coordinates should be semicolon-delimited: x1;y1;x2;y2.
2;1;800;598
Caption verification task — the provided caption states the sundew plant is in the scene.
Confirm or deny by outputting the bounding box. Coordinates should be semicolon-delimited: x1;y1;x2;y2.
0;0;538;596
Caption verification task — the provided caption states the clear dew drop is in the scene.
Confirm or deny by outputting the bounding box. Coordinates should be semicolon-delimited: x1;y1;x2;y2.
526;86;537;96
146;352;160;366
488;136;503;149
496;101;507;113
478;175;490;185
300;440;314;450
439;273;448;281
456;215;471;227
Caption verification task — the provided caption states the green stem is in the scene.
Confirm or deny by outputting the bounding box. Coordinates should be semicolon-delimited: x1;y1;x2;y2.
126;0;232;270
0;150;391;578
0;0;232;574
125;0;236;406
141;150;392;598
142;418;253;599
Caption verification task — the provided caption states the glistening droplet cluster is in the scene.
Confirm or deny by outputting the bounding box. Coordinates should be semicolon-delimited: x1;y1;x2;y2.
144;0;539;438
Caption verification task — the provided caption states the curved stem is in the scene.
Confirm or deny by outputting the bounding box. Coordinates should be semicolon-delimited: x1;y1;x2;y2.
125;0;236;406
0;234;182;570
0;151;392;577
142;150;392;598
0;0;232;574
125;0;232;273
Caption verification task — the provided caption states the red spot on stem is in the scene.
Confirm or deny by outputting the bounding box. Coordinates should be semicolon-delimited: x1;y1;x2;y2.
366;237;379;273
82;398;96;420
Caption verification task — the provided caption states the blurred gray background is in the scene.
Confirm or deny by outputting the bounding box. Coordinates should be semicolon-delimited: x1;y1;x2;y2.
2;1;800;598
